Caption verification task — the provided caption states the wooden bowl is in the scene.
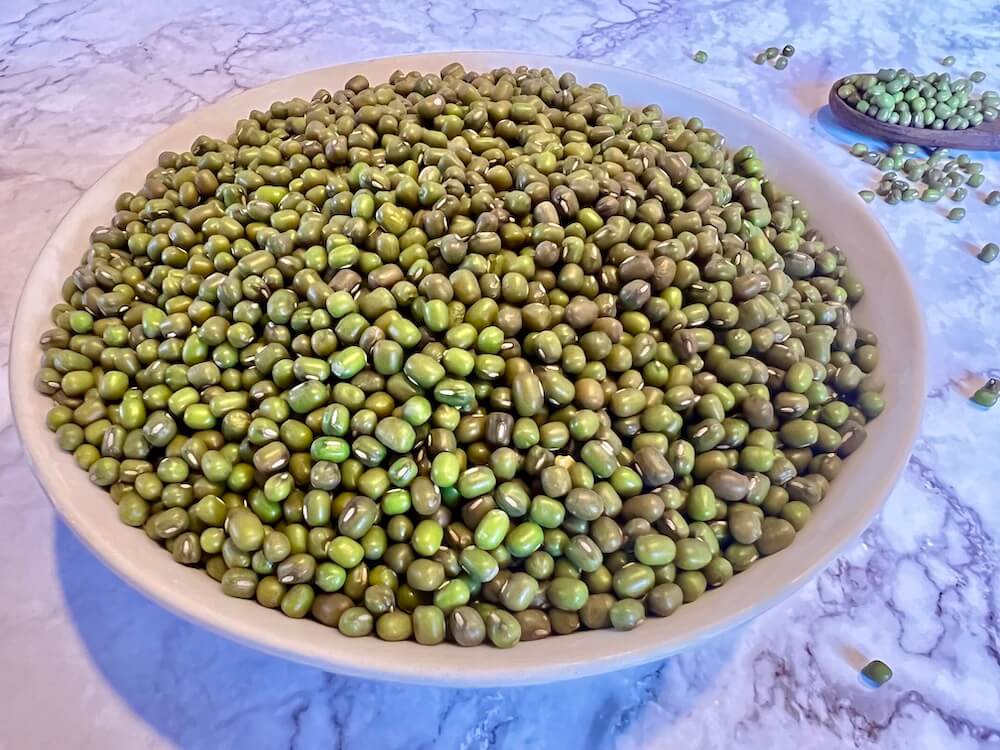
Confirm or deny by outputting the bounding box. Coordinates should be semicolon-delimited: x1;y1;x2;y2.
828;76;1000;150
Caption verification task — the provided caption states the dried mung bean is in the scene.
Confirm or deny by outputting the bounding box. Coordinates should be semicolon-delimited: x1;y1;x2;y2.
977;243;999;263
972;378;1000;408
861;659;893;687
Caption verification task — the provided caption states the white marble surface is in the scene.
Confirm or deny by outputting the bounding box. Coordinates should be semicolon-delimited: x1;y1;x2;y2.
2;1;1000;748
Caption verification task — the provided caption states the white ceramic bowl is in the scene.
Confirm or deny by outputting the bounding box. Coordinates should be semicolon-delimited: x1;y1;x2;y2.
10;52;926;686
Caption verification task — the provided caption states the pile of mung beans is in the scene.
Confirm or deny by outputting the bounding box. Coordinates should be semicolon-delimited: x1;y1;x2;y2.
837;67;996;130
36;63;884;648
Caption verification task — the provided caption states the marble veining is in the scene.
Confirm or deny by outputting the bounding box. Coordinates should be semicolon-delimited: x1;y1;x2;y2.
2;0;1000;748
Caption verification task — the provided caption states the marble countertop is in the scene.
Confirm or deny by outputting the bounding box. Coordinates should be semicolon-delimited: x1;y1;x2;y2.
2;1;1000;748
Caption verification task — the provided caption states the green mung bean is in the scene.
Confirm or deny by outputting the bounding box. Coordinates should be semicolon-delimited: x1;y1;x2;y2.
860;659;893;687
977;243;999;263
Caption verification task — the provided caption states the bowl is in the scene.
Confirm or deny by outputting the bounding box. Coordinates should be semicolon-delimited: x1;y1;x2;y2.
827;75;1000;151
10;52;926;686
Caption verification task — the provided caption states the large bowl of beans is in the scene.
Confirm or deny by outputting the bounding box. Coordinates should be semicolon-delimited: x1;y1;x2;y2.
10;52;925;685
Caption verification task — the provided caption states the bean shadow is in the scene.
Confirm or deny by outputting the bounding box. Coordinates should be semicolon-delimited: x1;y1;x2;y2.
56;521;736;750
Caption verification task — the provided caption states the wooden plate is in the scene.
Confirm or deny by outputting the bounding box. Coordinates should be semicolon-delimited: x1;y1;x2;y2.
828;76;1000;150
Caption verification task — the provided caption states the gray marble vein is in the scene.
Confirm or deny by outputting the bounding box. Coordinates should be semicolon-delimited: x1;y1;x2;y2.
1;0;999;748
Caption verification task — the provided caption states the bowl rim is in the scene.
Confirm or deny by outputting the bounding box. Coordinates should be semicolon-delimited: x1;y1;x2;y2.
10;50;927;686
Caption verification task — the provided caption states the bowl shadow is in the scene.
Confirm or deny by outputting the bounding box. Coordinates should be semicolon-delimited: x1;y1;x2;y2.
815;104;874;148
56;520;736;749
